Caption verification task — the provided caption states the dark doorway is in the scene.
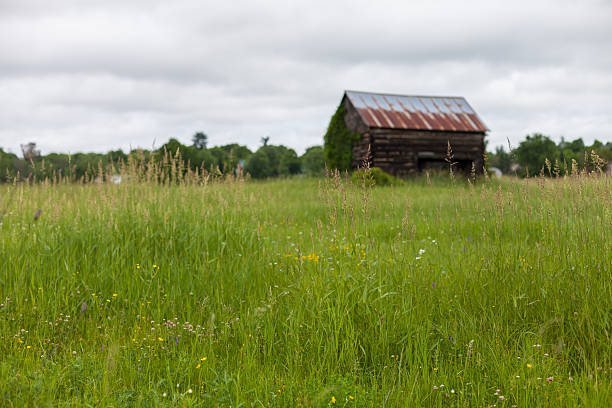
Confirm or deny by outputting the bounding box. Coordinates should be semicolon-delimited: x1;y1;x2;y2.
418;159;473;174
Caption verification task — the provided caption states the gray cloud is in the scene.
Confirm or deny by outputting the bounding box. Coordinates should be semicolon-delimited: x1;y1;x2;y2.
1;0;611;156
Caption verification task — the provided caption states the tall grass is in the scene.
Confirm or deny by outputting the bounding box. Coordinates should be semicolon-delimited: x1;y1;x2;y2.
0;167;610;407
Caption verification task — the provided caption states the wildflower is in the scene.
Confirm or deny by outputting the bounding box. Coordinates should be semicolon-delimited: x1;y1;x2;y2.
499;396;505;401
544;353;549;357
348;395;354;400
162;392;167;397
526;363;533;368
187;388;192;394
418;249;425;255
72;351;77;355
196;364;201;369
432;282;436;288
112;293;117;297
433;386;439;390
568;377;574;382
201;357;207;361
450;389;455;394
331;396;336;404
158;337;164;342
546;377;553;382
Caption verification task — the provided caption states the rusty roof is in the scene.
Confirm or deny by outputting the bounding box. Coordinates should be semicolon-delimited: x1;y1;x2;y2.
345;90;488;133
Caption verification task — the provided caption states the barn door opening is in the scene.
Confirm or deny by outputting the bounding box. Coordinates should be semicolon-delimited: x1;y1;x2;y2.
418;159;446;172
418;158;473;174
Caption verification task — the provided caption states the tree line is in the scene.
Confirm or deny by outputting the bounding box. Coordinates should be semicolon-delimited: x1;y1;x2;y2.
1;132;610;182
487;134;611;176
0;133;327;182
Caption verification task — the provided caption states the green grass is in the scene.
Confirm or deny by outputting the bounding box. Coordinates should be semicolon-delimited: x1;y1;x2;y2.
0;173;610;407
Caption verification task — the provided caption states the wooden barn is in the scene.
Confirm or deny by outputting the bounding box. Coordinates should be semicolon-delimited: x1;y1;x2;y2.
335;90;488;175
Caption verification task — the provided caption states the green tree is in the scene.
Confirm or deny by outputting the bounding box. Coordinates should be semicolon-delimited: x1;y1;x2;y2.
208;144;252;173
192;132;208;150
279;149;301;176
20;142;41;161
245;145;301;179
300;145;326;176
0;148;19;181
514;133;559;176
245;149;272;179
323;103;362;171
487;146;513;175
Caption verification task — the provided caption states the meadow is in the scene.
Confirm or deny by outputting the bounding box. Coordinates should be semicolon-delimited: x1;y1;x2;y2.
0;168;610;407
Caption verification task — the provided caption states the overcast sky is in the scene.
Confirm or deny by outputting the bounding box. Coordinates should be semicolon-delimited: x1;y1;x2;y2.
1;0;611;156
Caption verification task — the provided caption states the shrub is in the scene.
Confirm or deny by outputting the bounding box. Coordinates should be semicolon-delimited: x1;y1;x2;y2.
351;167;396;187
323;103;362;171
300;146;326;176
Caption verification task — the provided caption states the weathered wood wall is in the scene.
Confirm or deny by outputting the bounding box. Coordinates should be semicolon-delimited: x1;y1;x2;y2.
344;99;485;175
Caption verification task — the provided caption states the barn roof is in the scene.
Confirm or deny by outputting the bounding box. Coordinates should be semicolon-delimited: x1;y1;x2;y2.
344;90;488;133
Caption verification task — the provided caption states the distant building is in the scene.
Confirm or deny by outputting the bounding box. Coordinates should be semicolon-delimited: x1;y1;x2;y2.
489;167;503;177
335;90;488;175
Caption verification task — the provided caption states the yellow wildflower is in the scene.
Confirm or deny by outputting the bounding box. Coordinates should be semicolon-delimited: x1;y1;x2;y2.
331;396;336;404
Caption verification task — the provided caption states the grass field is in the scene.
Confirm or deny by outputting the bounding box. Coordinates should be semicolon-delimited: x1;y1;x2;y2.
0;171;610;407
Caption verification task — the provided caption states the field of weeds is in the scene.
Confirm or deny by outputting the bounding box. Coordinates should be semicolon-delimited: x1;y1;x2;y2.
0;171;610;407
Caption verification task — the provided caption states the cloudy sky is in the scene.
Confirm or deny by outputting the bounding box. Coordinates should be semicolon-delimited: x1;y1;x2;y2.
1;0;611;156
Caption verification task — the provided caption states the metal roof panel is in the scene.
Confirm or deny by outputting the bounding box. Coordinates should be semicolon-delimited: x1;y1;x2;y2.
345;90;488;133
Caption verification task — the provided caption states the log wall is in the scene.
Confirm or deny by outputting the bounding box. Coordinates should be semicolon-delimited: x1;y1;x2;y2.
351;128;485;176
